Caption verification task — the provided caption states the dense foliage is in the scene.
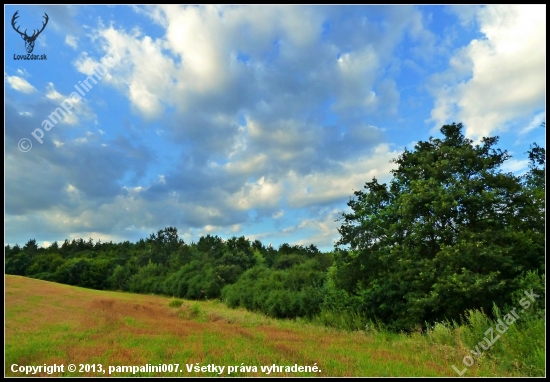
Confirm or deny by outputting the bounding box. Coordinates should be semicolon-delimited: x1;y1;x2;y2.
332;123;545;330
5;123;545;332
5;229;330;320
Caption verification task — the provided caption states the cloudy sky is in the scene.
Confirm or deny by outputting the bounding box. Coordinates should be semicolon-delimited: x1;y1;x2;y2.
5;5;546;251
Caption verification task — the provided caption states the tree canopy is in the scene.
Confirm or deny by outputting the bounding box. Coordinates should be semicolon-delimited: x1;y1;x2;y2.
333;123;545;331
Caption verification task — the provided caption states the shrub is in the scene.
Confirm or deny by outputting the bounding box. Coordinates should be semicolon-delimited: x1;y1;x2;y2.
191;303;202;317
169;299;183;308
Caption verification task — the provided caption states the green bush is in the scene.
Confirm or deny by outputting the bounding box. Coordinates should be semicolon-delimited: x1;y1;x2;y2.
312;309;367;332
425;320;457;347
128;262;167;294
168;299;183;308
221;264;326;319
191;303;202;317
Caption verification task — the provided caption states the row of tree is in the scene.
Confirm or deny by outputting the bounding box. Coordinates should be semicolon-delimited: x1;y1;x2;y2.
5;123;545;332
5;231;326;302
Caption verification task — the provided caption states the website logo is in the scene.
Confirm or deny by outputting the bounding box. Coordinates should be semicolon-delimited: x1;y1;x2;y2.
11;10;49;54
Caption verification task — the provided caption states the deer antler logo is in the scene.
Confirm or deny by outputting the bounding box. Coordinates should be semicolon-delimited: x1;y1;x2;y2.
11;10;49;54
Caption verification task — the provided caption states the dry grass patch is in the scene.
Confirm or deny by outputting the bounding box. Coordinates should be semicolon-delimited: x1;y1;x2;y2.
6;275;534;377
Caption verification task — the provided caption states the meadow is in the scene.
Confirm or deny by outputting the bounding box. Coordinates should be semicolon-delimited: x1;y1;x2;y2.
5;275;543;377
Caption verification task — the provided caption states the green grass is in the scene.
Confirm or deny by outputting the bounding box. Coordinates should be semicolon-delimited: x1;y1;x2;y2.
5;275;545;377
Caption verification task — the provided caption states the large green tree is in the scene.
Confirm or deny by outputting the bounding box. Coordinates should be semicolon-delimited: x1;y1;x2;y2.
334;123;545;331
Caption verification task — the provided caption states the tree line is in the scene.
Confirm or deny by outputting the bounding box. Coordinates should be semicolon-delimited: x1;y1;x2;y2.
5;123;545;332
5;229;331;319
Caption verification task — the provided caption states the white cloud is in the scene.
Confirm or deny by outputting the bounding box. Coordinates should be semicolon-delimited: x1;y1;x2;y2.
44;83;96;125
65;34;78;49
269;208;343;249
75;27;175;119
430;5;545;141
272;210;284;219
231;176;284;210
447;5;480;28
8;5;479;251
519;112;545;135
45;82;64;101
292;209;343;249
80;5;413;123
5;75;36;93
501;159;529;174
286;143;399;208
335;48;380;111
223;153;268;176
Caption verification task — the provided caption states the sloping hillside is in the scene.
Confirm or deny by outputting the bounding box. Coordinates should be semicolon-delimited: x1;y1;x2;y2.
4;275;532;377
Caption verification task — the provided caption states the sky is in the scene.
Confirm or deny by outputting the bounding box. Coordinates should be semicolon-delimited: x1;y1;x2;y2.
4;5;546;252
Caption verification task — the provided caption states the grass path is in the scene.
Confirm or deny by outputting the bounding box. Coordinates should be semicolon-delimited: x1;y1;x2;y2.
6;275;502;376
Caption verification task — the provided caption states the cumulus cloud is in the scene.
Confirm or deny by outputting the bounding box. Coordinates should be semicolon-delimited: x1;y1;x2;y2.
7;6;390;246
8;5;499;250
5;75;36;93
5;100;154;215
286;143;400;208
429;5;545;141
231;177;284;211
66;5;410;207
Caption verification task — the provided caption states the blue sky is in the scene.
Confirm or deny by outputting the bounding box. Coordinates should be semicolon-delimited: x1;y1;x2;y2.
5;5;546;251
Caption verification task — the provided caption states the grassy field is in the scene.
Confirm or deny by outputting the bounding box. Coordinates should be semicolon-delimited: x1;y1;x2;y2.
4;275;542;377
